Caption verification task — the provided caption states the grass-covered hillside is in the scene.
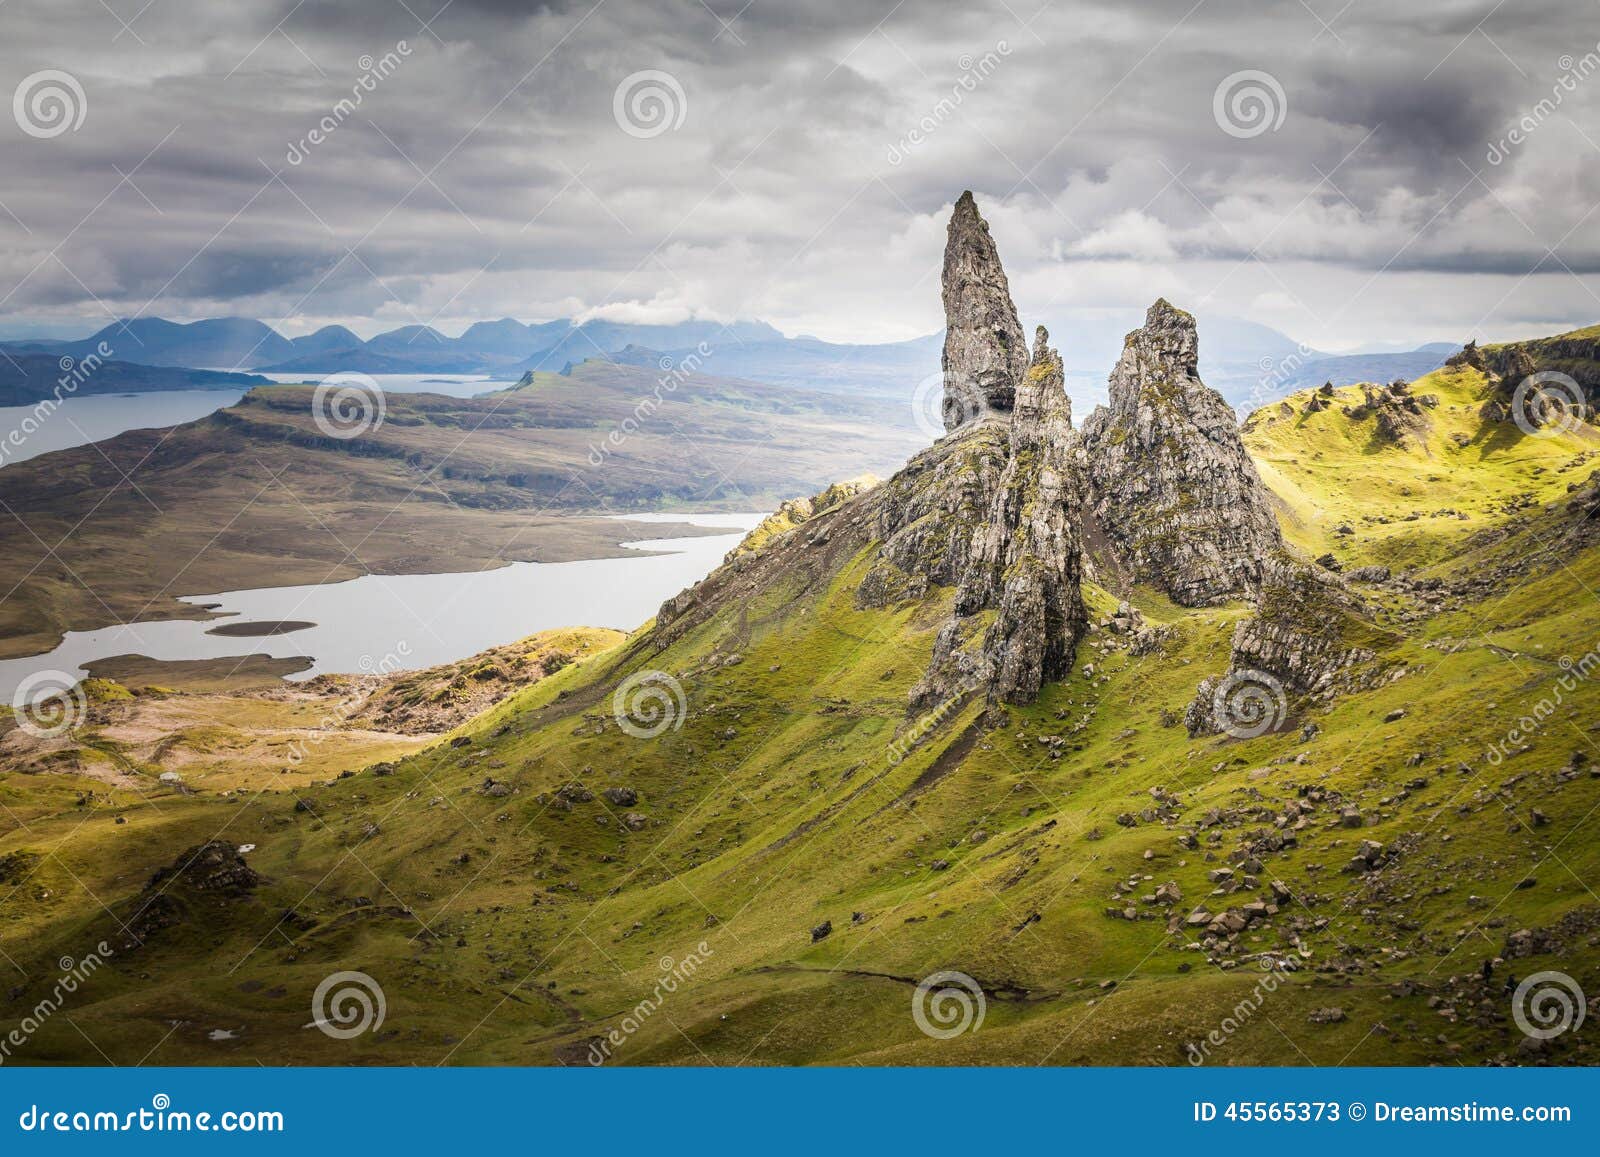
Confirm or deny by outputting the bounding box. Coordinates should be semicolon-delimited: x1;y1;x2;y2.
2;355;1598;1067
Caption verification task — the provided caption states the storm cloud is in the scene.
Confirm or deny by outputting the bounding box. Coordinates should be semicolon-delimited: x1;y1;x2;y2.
2;0;1598;350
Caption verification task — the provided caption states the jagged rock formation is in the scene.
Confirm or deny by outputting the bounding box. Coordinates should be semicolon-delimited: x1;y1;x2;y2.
657;195;1089;722
1472;332;1600;433
724;474;880;564
940;190;1029;430
655;198;1303;734
1345;380;1435;446
975;328;1087;701
1079;299;1285;606
121;841;264;948
1185;561;1391;738
1446;339;1487;373
856;422;1010;610
1303;381;1337;413
1482;329;1600;400
912;327;1086;712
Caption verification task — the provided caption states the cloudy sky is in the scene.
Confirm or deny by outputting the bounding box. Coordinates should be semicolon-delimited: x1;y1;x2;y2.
1;0;1598;351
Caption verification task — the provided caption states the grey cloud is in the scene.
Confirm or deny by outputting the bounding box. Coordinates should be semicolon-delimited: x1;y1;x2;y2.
0;0;1596;351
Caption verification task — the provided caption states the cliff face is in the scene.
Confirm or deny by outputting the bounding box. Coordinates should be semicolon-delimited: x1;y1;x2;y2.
940;191;1030;430
1079;299;1285;606
1475;329;1599;432
953;327;1086;707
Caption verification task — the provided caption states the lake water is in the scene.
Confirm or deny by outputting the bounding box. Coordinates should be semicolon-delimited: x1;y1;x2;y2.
0;390;249;468
0;512;765;701
0;376;520;469
254;372;520;398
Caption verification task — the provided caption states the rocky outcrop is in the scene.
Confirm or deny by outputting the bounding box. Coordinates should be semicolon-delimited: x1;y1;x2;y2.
652;198;1305;735
725;474;880;564
906;209;1090;718
145;840;262;895
660;195;1089;721
1476;332;1598;432
955;328;1087;706
858;422;1009;607
1080;299;1285;606
1345;380;1434;447
1445;340;1487;372
1483;331;1600;401
121;841;263;948
940;190;1029;430
1185;561;1391;738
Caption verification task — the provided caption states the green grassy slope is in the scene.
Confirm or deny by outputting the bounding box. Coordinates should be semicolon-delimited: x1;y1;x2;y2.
2;361;1599;1067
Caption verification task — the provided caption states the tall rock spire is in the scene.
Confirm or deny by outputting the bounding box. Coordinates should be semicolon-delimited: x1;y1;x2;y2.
940;191;1028;431
1079;299;1284;605
909;321;1087;717
977;327;1086;704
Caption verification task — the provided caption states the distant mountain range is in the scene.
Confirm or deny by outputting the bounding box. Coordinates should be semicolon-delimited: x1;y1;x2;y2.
0;352;266;407
0;314;1460;413
2;318;302;370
